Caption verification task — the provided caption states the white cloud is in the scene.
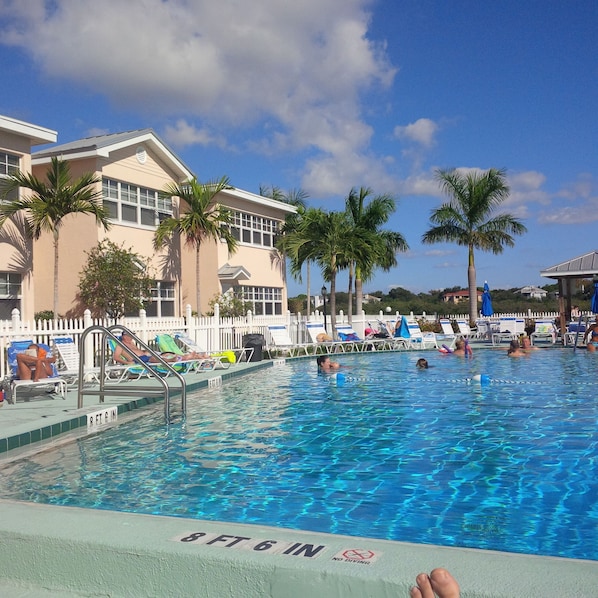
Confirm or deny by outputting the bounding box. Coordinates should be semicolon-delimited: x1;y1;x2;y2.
163;120;227;150
0;0;397;196
393;118;439;147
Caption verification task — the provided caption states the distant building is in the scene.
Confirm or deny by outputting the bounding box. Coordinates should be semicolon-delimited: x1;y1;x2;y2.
517;286;547;300
442;290;482;304
362;294;382;304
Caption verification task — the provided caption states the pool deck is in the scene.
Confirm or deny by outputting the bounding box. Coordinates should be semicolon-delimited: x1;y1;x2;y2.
0;355;597;597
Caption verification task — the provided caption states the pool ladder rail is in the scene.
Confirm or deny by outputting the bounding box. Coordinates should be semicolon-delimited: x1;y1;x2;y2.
77;324;187;421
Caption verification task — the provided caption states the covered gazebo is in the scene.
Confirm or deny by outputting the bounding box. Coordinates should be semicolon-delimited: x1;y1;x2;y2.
540;250;598;332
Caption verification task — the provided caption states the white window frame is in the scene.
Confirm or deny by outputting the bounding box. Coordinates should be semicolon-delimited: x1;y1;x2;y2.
102;178;173;228
230;211;279;248
240;285;283;315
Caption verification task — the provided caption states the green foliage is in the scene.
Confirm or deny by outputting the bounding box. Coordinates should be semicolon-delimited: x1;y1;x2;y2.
207;290;251;317
78;240;155;320
34;310;55;321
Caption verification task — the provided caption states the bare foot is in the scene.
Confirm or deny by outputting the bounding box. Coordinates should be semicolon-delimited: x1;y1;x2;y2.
410;568;460;598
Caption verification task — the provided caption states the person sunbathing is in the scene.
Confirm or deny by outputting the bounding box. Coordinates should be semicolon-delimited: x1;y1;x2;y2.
410;568;460;598
16;343;56;382
113;333;204;365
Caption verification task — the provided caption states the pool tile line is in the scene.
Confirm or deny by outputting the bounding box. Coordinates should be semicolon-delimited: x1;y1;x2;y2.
0;360;274;455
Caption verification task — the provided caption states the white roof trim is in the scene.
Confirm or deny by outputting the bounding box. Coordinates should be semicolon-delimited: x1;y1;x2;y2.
0;115;57;145
220;187;297;214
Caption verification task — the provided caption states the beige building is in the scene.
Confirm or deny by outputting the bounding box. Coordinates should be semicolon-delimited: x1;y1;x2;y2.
0;115;57;320
2;117;295;319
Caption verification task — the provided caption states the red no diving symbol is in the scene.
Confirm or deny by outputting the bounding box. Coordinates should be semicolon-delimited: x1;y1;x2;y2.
343;548;375;560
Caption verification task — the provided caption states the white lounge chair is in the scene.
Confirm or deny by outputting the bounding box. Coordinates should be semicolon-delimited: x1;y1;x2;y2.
530;319;557;344
305;322;345;353
52;336;103;385
406;320;438;349
492;317;525;345
436;319;457;349
456;320;475;339
173;332;249;366
265;325;309;357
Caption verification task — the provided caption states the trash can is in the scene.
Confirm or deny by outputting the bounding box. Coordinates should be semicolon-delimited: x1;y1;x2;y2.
242;333;265;362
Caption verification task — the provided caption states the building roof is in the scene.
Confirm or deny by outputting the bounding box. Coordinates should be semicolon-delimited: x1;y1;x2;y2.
540;250;598;279
32;128;193;181
0;115;57;145
517;286;547;294
217;264;251;281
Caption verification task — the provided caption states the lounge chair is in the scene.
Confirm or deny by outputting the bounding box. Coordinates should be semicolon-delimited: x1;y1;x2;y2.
530;319;557;344
172;332;242;367
436;318;457;349
52;336;103;386
265;325;309;358
456;320;475;339
305;322;345;353
406;320;438;349
491;317;525;345
6;339;66;403
335;324;389;351
155;333;221;371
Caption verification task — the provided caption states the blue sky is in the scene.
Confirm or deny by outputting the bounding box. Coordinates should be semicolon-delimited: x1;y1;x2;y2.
1;0;597;299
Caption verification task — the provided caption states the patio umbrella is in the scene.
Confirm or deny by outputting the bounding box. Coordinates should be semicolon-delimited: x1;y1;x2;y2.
591;281;598;314
481;281;494;317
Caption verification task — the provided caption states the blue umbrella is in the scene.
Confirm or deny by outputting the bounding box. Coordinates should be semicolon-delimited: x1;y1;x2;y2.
592;282;598;314
481;281;494;317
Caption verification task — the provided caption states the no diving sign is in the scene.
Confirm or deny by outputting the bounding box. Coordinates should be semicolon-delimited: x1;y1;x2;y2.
331;548;381;565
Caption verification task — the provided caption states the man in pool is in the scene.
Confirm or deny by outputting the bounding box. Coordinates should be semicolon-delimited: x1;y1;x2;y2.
410;568;460;598
416;358;429;369
316;355;341;372
520;336;538;351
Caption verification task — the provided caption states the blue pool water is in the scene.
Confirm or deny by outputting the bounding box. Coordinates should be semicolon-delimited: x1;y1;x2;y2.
1;348;597;560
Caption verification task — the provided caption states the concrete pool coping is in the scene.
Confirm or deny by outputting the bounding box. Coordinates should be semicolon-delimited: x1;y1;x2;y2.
0;352;596;596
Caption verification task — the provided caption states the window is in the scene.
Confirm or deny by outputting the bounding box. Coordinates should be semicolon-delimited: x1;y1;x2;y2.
144;281;176;317
102;178;173;228
230;211;280;248
0;272;21;319
0;151;19;176
240;285;282;315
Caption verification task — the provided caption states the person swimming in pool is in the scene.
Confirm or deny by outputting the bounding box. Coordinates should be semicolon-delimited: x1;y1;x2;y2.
583;316;598;352
416;358;429;369
316;355;341;372
410;568;460;598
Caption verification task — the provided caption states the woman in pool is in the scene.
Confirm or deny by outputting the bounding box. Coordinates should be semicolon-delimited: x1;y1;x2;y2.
583;316;598;352
416;358;429;369
316;355;341;372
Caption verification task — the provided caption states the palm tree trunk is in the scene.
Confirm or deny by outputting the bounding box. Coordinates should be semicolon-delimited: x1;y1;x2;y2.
306;261;311;317
53;231;59;317
347;263;354;323
468;244;477;325
195;246;201;316
355;270;364;318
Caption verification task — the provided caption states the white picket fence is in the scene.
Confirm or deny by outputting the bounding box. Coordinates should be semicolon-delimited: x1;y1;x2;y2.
0;305;573;379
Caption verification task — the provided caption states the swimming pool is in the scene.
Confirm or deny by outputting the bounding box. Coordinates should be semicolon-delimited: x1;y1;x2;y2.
1;348;597;561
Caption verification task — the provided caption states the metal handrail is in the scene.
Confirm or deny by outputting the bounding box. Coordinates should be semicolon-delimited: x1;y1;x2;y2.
77;324;186;421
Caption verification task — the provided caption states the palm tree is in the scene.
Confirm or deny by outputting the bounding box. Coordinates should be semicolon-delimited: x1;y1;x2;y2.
278;208;370;335
154;176;238;315
345;187;409;319
261;185;312;314
0;156;110;316
422;168;527;323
